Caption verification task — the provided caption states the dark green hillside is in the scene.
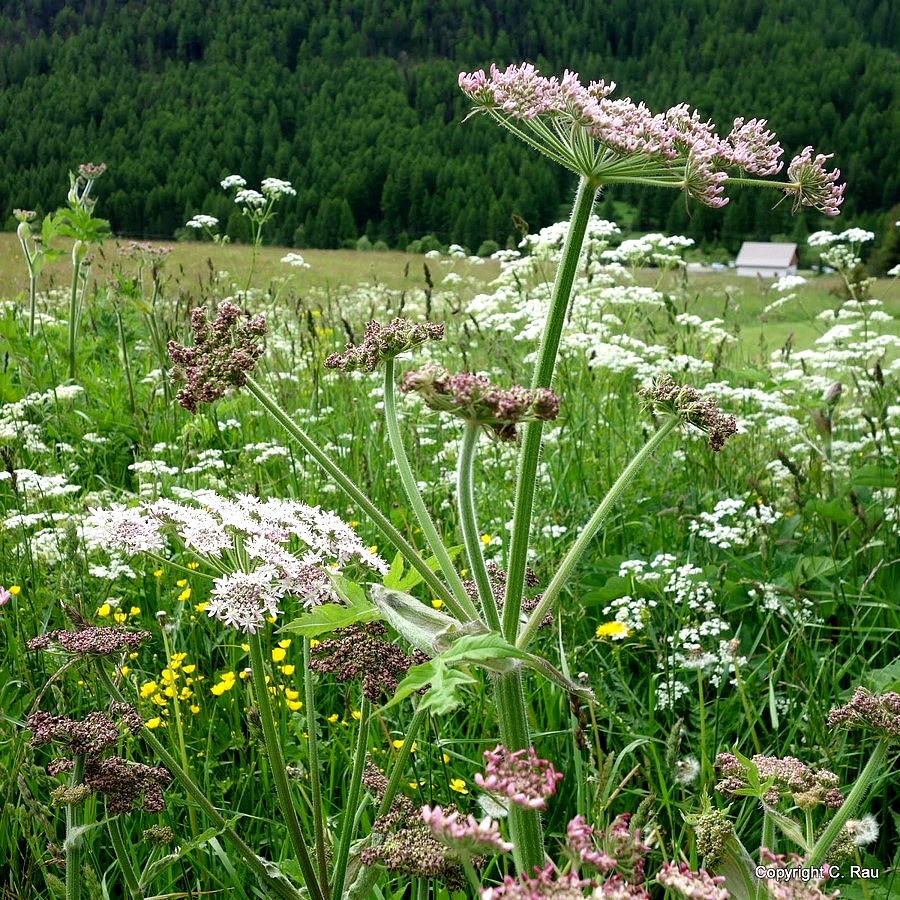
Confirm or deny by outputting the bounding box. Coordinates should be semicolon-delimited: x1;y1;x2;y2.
0;0;897;250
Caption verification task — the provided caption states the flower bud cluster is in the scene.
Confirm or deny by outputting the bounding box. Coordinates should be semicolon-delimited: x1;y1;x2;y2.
715;753;844;809
638;374;737;451
324;318;445;372
401;363;561;441
474;744;563;810
826;687;900;739
167;301;267;412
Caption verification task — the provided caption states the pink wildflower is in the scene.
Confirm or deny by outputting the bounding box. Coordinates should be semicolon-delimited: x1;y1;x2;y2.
421;804;514;856
459;63;843;215
474;744;563;810
656;861;728;900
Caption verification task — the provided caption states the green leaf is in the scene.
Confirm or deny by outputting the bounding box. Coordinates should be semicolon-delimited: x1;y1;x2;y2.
792;555;848;584
278;602;378;637
381;659;477;715
851;465;897;489
382;552;407;589
868;658;900;693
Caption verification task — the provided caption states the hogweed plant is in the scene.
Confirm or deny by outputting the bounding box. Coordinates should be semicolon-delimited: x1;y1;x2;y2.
22;64;876;899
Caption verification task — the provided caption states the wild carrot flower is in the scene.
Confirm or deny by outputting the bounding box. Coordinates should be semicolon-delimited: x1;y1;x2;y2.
638;374;737;451
167;302;267;413
474;744;563;810
88;490;387;633
459;63;843;215
826;687;900;739
656;862;728;900
324;318;445;372
401;363;561;441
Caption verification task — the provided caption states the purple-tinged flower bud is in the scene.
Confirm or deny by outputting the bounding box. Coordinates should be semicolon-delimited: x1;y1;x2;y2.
826;687;900;739
784;147;845;216
474;744;563;810
324;318;444;372
401;364;561;441
77;162;107;180
638;375;737;451
167;302;268;413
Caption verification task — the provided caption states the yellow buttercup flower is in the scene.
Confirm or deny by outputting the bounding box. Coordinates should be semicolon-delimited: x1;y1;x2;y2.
431;598;443;609
286;699;303;711
145;717;162;729
281;664;296;676
449;778;468;794
178;588;192;602
140;681;158;698
272;647;287;663
96;603;111;618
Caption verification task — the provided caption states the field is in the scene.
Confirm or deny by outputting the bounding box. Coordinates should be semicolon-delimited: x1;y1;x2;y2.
0;217;898;899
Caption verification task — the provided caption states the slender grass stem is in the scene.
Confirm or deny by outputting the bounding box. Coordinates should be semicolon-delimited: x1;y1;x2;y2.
94;663;306;900
107;813;143;899
244;375;459;612
517;416;679;649
248;633;324;900
382;358;478;620
330;697;371;900
456;422;500;630
501;176;597;641
303;638;330;893
65;753;85;900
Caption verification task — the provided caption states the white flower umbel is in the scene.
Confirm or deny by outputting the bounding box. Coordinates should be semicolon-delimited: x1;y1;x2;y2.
89;491;388;633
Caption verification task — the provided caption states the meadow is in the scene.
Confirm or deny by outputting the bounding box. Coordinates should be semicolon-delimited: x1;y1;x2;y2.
1;193;898;899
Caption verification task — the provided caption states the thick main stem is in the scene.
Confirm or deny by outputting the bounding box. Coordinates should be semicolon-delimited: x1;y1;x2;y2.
517;417;679;648
495;669;544;873
248;633;324;900
456;422;501;630
244;375;457;610
382;359;478;620
806;738;889;867
501;176;597;641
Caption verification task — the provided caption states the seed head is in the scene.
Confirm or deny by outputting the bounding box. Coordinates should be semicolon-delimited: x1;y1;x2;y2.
27;626;151;657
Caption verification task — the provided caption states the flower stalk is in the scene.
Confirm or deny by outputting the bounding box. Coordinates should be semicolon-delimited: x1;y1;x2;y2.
456;422;501;630
382;358;478;621
517;415;680;649
330;697;371;900
304;637;330;891
107;813;143;899
248;632;323;900
806;738;889;867
243;374;458;611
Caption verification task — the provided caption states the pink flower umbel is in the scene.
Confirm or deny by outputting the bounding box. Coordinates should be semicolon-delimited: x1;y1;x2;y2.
826;687;900;739
459;63;843;215
421;804;514;856
474;744;563;810
656;862;728;900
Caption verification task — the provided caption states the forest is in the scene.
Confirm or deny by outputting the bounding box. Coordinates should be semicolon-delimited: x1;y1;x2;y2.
0;0;898;253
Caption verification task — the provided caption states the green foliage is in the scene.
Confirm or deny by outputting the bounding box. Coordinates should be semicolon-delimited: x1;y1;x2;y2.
0;1;896;251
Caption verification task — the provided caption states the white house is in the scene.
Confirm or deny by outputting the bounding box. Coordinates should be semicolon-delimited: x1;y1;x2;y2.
735;242;798;277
